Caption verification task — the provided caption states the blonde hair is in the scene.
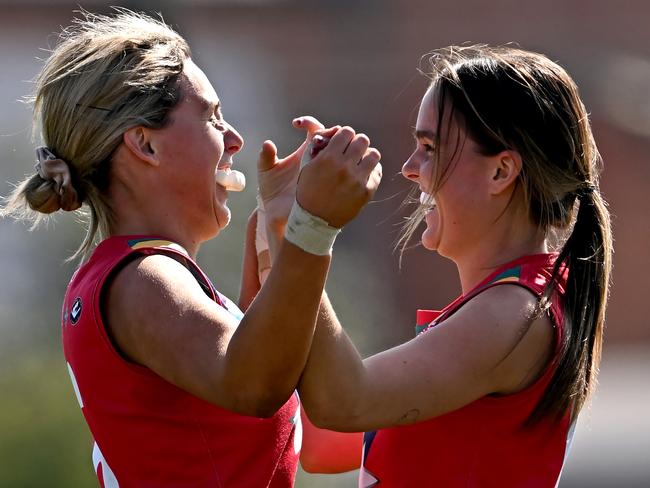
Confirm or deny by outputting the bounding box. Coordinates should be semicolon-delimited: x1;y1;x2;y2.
2;9;191;260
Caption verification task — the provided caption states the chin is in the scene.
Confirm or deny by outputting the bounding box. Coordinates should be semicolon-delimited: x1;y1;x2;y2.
215;206;232;231
421;228;439;251
422;240;436;251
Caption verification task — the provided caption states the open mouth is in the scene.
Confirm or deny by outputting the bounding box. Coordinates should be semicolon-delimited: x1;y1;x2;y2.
420;192;436;210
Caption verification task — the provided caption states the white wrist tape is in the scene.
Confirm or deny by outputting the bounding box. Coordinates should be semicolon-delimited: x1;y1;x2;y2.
255;194;269;254
285;201;340;256
255;194;272;284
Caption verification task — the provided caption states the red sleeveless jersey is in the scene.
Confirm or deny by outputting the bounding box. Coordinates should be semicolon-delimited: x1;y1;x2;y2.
61;236;301;488
360;254;573;488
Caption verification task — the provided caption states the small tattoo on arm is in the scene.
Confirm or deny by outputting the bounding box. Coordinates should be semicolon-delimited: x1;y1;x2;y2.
396;408;420;425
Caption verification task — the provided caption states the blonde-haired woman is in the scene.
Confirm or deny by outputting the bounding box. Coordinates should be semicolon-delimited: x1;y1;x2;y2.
2;10;381;487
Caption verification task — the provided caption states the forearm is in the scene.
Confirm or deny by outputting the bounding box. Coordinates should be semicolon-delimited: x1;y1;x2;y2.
222;238;329;416
238;210;261;311
298;293;369;431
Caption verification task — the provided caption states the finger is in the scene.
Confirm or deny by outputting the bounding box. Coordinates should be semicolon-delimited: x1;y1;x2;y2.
365;162;383;196
357;148;382;176
324;126;356;154
258;140;278;171
314;126;339;139
343;133;370;164
284;119;332;164
293;116;325;135
304;126;339;157
290;125;341;167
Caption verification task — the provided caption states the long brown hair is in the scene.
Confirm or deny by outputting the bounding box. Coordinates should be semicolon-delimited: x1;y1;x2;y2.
1;9;191;260
401;45;612;424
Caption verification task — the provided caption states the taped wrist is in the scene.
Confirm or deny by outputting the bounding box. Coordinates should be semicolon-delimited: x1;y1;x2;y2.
285;201;340;256
255;194;272;283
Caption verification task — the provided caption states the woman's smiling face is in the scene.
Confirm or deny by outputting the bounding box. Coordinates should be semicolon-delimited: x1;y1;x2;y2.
152;59;244;240
401;85;496;258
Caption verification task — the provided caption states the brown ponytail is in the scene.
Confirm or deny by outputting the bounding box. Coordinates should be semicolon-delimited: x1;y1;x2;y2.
400;45;613;424
531;187;612;423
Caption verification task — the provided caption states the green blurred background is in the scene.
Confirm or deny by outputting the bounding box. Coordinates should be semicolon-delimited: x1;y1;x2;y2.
1;0;649;486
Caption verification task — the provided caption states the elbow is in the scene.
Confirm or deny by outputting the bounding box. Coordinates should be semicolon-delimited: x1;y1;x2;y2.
310;413;363;432
305;405;335;429
303;398;364;432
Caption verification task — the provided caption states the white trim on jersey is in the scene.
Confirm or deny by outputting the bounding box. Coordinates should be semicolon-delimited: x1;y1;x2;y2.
554;418;578;487
93;442;120;488
292;404;303;455
66;362;84;409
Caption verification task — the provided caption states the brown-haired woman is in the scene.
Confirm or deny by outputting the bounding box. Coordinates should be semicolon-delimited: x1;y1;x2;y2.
1;9;382;487
257;45;612;486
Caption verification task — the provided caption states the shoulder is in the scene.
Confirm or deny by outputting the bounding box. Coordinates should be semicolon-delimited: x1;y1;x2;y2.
461;283;551;342
102;252;224;363
419;284;554;395
472;284;555;394
433;283;544;347
107;252;210;308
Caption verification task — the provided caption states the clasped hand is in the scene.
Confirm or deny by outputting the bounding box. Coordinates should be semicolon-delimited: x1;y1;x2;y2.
257;116;382;245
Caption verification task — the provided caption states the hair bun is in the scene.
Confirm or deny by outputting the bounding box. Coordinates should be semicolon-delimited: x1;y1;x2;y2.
29;147;82;213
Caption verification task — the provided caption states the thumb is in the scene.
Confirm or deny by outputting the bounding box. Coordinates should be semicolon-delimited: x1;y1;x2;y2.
258;140;278;171
293;116;325;136
288;117;333;164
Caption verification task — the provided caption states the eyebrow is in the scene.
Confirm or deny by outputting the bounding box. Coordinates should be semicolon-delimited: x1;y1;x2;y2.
413;129;436;140
200;98;220;114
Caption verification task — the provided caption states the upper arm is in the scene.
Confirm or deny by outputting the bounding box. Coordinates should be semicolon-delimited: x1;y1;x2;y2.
104;253;239;407
349;285;554;431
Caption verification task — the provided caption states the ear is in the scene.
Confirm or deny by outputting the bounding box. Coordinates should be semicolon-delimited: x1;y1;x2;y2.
122;127;159;167
488;149;522;196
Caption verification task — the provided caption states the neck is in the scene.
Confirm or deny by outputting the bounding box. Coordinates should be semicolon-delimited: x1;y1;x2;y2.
453;212;547;294
107;186;205;260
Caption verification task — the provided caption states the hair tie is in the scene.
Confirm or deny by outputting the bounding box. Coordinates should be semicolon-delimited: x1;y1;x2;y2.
575;183;596;200
34;146;82;211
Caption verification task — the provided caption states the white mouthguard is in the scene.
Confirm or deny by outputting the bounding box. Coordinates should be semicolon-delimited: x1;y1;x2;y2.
216;169;246;192
420;192;436;207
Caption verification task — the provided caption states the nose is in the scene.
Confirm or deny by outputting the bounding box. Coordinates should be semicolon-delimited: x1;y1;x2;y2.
401;151;420;182
224;122;244;155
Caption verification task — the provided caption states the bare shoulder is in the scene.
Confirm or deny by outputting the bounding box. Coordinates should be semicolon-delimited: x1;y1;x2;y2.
103;253;233;368
459;283;542;329
454;284;555;394
106;253;214;321
411;283;554;395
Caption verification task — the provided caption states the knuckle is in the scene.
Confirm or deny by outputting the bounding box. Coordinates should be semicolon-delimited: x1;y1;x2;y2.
335;165;350;180
356;133;370;145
